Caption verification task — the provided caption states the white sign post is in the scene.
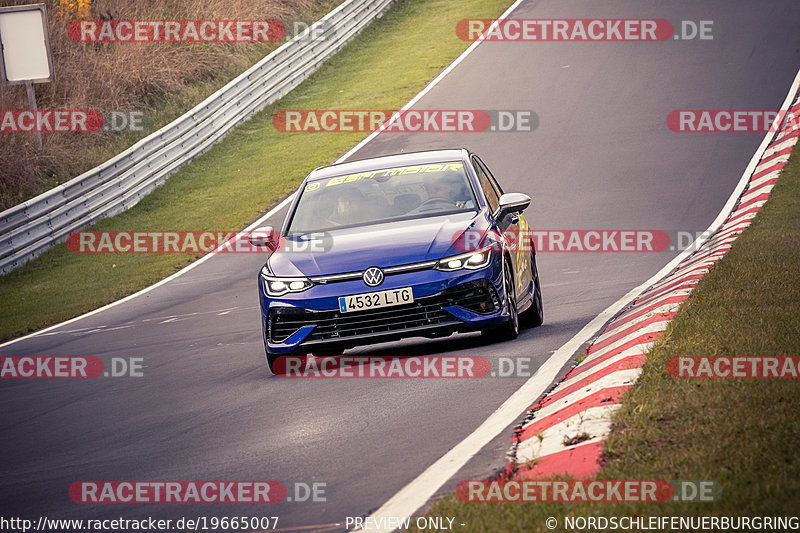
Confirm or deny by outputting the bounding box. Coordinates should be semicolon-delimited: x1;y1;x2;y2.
0;4;56;149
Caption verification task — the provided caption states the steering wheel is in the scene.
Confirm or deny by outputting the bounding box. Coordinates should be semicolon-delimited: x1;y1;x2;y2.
413;197;458;213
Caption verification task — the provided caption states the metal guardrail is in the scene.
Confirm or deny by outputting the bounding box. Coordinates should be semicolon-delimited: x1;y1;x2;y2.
0;0;393;274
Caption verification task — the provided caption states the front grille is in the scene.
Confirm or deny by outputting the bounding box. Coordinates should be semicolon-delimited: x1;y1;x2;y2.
269;280;498;344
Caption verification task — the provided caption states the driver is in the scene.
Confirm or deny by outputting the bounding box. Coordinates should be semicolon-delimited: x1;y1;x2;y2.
327;186;366;225
423;174;467;208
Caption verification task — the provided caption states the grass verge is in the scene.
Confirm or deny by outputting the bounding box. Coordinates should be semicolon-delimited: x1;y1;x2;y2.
0;0;338;209
0;0;512;341
411;146;800;531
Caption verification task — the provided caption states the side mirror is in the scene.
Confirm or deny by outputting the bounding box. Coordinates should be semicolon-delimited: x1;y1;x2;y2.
248;226;283;252
497;192;531;219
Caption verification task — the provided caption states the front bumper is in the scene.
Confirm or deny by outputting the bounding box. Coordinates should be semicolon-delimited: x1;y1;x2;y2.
259;265;507;355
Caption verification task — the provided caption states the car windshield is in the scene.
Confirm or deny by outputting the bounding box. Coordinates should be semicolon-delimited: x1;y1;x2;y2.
286;161;478;233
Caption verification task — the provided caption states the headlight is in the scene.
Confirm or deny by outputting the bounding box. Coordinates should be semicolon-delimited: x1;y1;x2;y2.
434;247;493;272
261;267;314;296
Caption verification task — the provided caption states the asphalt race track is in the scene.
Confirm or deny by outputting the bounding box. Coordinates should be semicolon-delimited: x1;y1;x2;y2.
2;0;800;530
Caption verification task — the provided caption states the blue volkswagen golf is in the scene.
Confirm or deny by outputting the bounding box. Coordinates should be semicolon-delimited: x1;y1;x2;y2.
253;149;543;373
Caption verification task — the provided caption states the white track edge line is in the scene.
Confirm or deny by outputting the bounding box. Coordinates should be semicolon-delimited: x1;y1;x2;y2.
1;0;488;350
2;0;527;351
0;193;296;349
358;65;800;533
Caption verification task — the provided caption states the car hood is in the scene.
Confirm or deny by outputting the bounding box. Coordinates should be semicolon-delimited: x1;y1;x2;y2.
268;212;486;277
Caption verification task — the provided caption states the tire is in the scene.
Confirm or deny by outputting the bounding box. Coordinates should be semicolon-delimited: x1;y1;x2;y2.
521;254;544;328
267;353;308;375
482;259;519;341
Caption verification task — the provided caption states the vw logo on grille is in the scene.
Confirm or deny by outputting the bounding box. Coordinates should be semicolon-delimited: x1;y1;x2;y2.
363;266;384;287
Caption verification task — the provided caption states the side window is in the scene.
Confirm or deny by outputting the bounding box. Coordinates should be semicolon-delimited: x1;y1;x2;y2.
472;156;502;214
476;156;504;195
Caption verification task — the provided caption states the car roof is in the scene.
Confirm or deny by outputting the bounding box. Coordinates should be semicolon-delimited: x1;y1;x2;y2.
306;148;471;181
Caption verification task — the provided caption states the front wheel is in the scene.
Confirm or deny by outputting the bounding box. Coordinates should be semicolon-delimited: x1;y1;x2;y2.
521;255;543;328
482;260;519;341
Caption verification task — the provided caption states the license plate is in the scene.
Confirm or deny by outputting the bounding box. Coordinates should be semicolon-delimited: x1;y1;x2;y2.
338;287;414;313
